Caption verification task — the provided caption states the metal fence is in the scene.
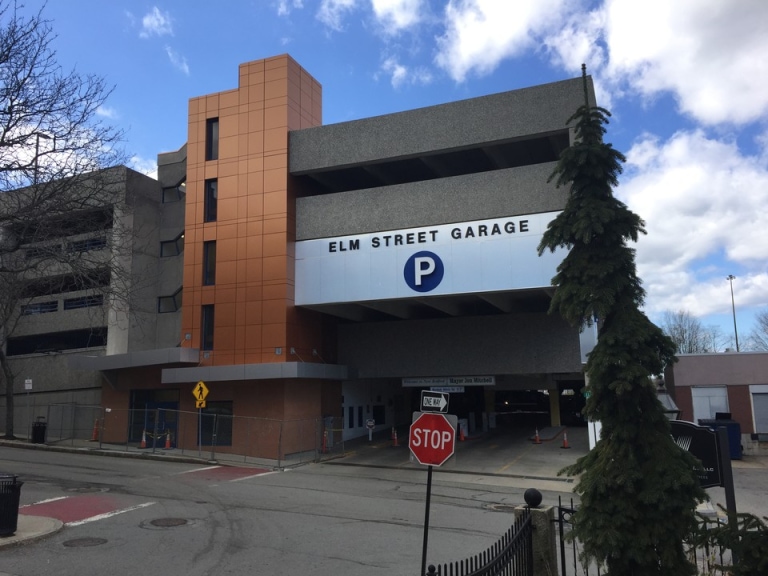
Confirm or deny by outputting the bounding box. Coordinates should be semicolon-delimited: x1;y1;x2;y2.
426;508;533;576
557;497;601;576
26;404;347;468
557;498;737;576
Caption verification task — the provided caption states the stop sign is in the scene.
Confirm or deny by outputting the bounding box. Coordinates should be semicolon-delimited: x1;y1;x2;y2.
409;413;456;466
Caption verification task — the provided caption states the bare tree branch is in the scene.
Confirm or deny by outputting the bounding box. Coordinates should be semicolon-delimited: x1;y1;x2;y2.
0;1;129;438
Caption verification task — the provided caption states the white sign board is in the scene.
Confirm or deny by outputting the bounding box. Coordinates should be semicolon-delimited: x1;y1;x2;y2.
25;379;32;391
295;212;562;305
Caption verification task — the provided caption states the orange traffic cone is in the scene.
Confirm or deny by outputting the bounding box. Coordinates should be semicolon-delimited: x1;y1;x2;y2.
392;427;399;447
90;419;99;442
532;428;542;444
165;431;172;450
459;426;465;442
322;430;328;454
561;432;571;449
140;430;147;449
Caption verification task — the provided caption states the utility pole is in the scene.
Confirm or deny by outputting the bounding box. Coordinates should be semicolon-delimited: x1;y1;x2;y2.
726;275;739;352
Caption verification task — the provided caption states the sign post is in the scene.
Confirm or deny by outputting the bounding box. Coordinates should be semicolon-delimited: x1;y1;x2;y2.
193;381;209;456
25;378;32;442
409;412;457;576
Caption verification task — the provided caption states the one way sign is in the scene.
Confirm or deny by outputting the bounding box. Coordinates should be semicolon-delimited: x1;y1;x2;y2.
421;390;449;413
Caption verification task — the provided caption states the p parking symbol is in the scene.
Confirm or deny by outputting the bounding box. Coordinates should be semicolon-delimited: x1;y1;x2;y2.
404;251;444;292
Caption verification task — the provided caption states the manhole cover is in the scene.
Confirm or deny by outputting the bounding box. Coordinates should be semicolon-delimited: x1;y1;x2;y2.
150;518;188;528
486;503;520;513
63;537;107;547
67;486;108;493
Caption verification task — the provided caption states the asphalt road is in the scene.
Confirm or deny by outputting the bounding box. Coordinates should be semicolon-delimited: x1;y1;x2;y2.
1;431;765;576
0;447;549;576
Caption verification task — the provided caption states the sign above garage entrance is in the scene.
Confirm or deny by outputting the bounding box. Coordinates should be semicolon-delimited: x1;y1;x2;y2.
295;211;563;306
402;376;495;387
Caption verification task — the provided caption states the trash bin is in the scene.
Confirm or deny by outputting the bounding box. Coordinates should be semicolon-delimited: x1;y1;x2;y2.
0;474;23;537
31;417;47;444
698;419;743;460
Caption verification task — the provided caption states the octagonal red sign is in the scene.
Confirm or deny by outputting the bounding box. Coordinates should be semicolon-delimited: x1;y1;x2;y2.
409;412;456;466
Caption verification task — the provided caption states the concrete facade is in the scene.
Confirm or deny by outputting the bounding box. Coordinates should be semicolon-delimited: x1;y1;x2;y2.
6;54;599;455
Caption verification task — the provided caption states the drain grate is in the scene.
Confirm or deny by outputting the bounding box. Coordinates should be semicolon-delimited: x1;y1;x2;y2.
67;486;109;493
486;503;520;513
150;518;188;528
63;537;107;547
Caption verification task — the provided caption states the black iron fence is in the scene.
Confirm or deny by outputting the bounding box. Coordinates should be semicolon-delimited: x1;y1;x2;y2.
426;508;533;576
556;497;752;576
557;497;601;576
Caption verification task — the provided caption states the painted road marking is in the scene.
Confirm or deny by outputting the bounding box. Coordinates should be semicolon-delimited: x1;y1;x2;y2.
20;494;154;525
66;502;156;526
178;465;273;483
20;496;69;507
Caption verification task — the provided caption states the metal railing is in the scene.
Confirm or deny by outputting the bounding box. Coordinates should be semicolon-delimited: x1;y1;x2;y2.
557;497;601;576
426;508;533;576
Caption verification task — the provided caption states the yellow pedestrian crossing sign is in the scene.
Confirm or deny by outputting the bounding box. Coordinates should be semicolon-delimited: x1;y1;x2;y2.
196;400;207;409
193;381;209;402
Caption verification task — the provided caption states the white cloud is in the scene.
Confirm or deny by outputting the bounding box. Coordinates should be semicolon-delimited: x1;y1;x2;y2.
140;7;174;38
618;130;768;316
379;56;433;88
130;156;158;179
277;0;304;17
165;46;190;76
600;0;768;126
317;0;359;31
434;0;568;82
372;0;425;34
96;106;118;119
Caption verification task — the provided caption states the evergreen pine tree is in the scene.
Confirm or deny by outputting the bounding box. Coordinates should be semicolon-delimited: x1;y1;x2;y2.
538;66;706;575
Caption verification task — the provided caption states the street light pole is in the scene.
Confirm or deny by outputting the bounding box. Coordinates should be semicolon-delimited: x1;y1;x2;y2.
33;132;53;185
726;274;739;352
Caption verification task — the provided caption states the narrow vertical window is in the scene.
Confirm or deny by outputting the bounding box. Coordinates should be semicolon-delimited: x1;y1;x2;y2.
203;241;216;286
204;179;217;222
205;118;219;161
201;305;215;351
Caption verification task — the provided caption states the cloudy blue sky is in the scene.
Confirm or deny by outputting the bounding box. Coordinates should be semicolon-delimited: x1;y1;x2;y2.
19;0;768;346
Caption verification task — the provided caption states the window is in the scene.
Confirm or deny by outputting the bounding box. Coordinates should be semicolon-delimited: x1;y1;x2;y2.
203;241;216;285
348;406;354;429
157;288;182;313
201;305;215;350
63;295;104;310
68;236;107;253
357;406;363;428
21;301;58;315
204;179;217;222
160;232;185;257
7;327;107;356
22;269;110;298
205;118;219;161
162;181;186;203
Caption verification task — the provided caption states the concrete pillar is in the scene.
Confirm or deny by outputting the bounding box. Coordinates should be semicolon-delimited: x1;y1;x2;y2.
515;504;558;576
549;390;561;427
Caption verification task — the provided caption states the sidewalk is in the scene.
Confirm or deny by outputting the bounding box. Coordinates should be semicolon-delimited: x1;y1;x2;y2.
0;515;63;549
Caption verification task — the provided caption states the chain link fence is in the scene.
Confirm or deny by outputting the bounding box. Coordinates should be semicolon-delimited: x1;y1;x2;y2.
15;404;347;468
